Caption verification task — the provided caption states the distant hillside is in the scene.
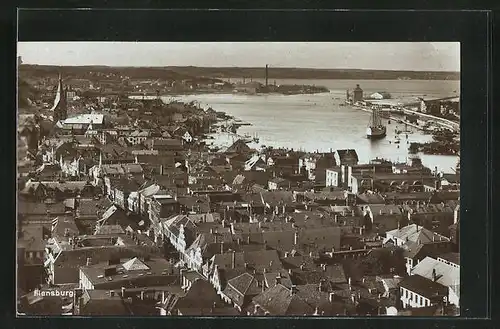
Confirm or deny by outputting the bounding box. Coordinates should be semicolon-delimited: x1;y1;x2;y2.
19;65;459;81
18;78;38;108
167;67;460;81
19;65;210;82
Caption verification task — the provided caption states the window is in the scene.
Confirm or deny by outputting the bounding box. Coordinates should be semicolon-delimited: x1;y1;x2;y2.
405;289;408;298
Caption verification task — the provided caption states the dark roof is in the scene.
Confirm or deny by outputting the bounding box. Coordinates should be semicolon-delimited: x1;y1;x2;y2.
383;192;433;201
171;279;226;311
80;290;130;315
53;245;161;284
437;252;460;266
226;140;251;153
356;193;386;204
18;200;66;216
398;274;448;298
18;225;47;251
336;149;359;163
223;273;261;307
80;257;178;289
252;284;314;315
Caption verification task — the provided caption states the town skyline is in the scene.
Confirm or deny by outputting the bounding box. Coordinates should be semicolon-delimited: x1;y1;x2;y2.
17;42;460;72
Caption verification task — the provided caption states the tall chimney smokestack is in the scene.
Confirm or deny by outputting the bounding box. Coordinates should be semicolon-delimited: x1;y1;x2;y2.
265;65;268;87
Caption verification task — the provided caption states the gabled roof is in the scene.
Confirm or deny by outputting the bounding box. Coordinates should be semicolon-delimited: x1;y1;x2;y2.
386;224;449;244
122;257;151;271
398;274;448;299
223;273;261;306
225;139;251;153
171;279;225;311
252;284;314;315
366;204;402;216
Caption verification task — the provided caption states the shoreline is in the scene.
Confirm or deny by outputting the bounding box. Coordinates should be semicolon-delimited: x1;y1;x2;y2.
196;97;458;172
130;89;331;98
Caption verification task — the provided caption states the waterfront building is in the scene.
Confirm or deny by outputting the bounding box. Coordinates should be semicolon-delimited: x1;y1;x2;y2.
353;84;364;102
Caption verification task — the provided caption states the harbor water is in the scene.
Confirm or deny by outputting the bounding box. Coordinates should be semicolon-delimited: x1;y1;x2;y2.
165;79;460;174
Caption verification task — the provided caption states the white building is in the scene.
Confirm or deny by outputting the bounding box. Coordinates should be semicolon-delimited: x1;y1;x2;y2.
399;274;448;309
410;256;460;307
325;168;340;187
370;92;384;100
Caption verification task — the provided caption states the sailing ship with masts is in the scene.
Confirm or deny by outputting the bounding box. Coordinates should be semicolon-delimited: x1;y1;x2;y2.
366;106;387;139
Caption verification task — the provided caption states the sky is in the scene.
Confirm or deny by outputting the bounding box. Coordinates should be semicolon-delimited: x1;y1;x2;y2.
17;42;460;72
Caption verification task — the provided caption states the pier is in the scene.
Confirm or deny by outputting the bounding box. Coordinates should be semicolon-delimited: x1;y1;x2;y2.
351;104;458;133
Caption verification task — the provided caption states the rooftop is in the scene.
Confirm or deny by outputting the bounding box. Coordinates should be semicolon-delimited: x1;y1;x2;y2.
63;114;104;125
398;274;448;299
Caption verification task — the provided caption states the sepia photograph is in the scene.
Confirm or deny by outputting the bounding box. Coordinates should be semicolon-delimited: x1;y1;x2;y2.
17;41;460;317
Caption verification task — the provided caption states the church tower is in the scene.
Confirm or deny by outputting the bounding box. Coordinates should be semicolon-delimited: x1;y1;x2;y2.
51;72;68;122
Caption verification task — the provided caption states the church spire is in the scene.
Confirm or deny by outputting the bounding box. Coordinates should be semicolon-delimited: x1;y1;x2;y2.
51;71;68;123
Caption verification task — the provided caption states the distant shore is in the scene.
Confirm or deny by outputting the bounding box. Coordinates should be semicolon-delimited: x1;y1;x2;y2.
19;64;460;81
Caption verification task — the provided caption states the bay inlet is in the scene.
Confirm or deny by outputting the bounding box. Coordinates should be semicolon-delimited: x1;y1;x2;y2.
165;79;460;173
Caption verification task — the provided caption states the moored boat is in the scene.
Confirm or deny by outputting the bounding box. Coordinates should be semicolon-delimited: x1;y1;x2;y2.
367;107;387;139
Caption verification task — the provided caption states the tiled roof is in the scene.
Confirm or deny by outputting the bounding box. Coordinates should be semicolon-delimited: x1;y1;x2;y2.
357;193;386;204
260;191;294;206
172;279;226;311
223;273;261;307
18;200;66;215
301;191;348;201
78;198;113;217
252;284;314;315
398;274;448;299
383;192;432;201
366;204;402;216
325;264;348;284
21;180;90;194
225;140;251;153
52;215;79;238
18;225;47;251
101;163;143;176
264;270;293;289
387;224;449;244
